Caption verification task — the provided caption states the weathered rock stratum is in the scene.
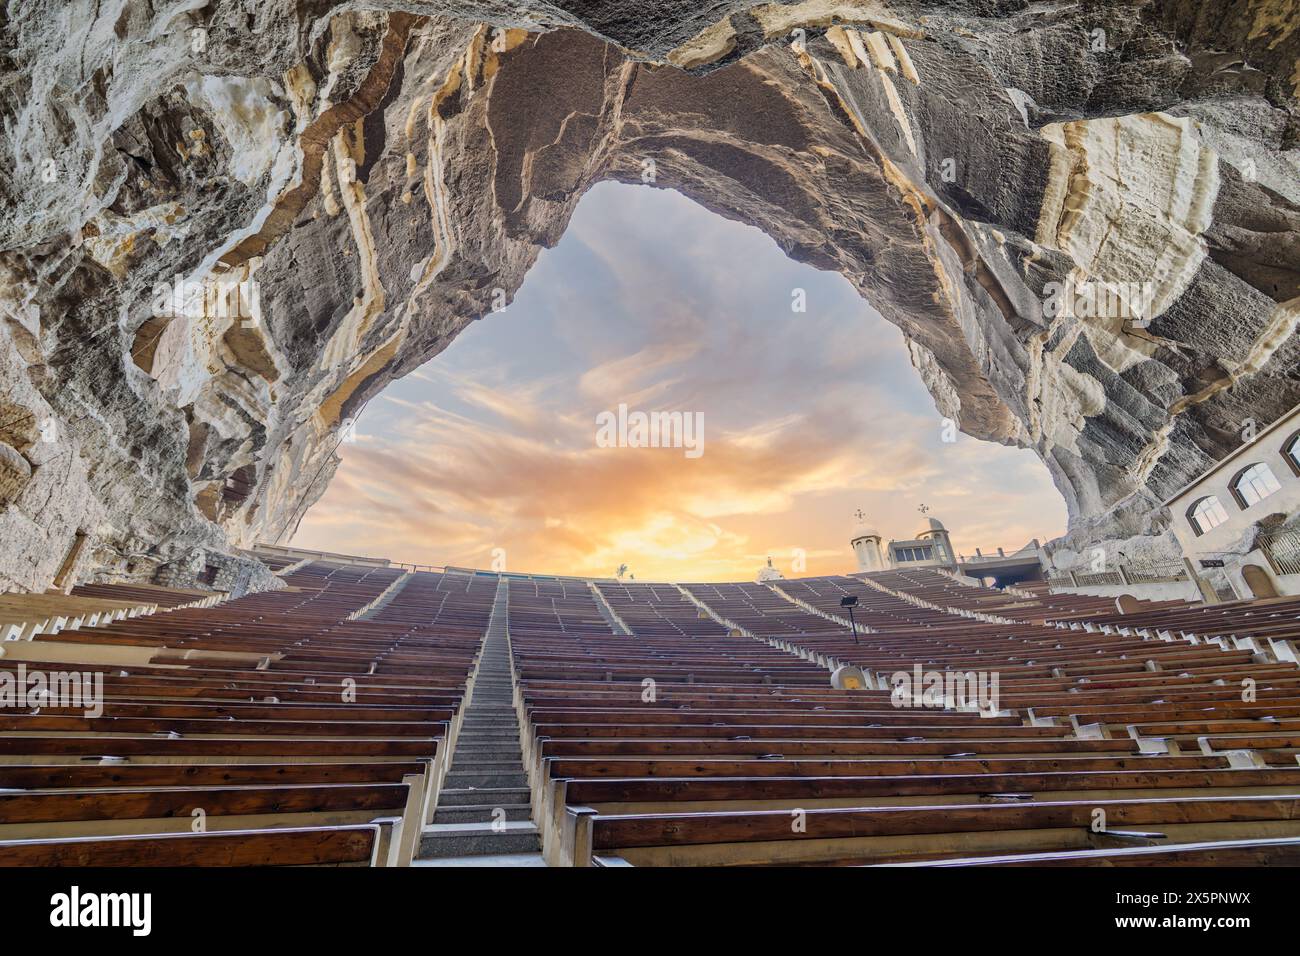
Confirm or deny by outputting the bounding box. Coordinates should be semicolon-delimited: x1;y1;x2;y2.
1;1;1297;591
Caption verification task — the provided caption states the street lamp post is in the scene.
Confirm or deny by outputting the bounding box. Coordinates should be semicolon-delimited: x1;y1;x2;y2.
840;595;859;645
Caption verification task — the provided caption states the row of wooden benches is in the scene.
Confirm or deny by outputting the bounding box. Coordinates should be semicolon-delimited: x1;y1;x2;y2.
504;574;1300;866
0;562;497;865
8;558;1300;866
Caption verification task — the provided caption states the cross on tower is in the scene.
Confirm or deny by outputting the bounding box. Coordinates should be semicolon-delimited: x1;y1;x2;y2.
918;504;931;516
854;509;867;522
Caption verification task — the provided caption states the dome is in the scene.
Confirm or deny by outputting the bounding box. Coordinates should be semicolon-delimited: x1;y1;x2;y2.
850;523;880;542
923;517;946;532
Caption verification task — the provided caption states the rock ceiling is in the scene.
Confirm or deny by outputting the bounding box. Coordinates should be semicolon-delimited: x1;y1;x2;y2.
0;1;1297;590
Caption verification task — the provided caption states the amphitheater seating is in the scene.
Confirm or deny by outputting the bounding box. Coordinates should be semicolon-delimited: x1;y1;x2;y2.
0;562;493;866
595;582;728;636
5;554;1300;867
509;577;614;637
511;570;1300;866
679;582;849;643
0;583;218;641
571;794;1300;866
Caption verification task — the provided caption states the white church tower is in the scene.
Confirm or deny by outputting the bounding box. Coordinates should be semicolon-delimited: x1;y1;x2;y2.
917;516;955;565
850;511;884;573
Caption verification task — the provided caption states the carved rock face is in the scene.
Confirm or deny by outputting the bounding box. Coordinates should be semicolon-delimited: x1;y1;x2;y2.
0;2;1297;590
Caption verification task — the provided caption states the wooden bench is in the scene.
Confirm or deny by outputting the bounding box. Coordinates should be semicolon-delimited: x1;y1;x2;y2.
0;782;424;865
0;824;391;866
566;793;1300;866
878;835;1300;866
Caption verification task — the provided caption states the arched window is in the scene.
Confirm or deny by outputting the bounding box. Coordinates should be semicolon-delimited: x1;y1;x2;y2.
1187;496;1229;535
1230;462;1281;508
1284;432;1300;476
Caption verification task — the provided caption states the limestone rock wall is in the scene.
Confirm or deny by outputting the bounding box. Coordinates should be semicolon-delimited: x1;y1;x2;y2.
1;1;1297;590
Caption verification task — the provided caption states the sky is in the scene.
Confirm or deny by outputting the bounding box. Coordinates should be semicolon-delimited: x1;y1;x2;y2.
292;182;1067;581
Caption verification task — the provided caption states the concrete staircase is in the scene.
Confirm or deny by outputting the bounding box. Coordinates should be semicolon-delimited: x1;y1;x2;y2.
589;581;631;634
349;570;414;621
416;577;544;866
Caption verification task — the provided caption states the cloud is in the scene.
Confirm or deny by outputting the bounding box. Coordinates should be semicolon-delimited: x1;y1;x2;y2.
578;341;701;402
293;182;1067;581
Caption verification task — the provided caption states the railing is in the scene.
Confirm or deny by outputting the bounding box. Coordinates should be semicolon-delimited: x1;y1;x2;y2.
1122;561;1189;585
1260;530;1300;577
1049;562;1187;588
1070;570;1126;587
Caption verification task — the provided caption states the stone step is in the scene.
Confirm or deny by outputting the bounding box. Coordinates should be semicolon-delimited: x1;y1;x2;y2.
449;759;525;773
419;822;542;858
437;786;531;807
459;724;520;733
460;713;518;722
453;738;519;748
454;746;523;759
444;770;528;788
432;803;533;824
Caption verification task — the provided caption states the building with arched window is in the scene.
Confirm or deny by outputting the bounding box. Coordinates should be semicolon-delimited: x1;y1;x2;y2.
1284;431;1300;476
1187;495;1230;535
1162;403;1300;599
1230;462;1282;508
